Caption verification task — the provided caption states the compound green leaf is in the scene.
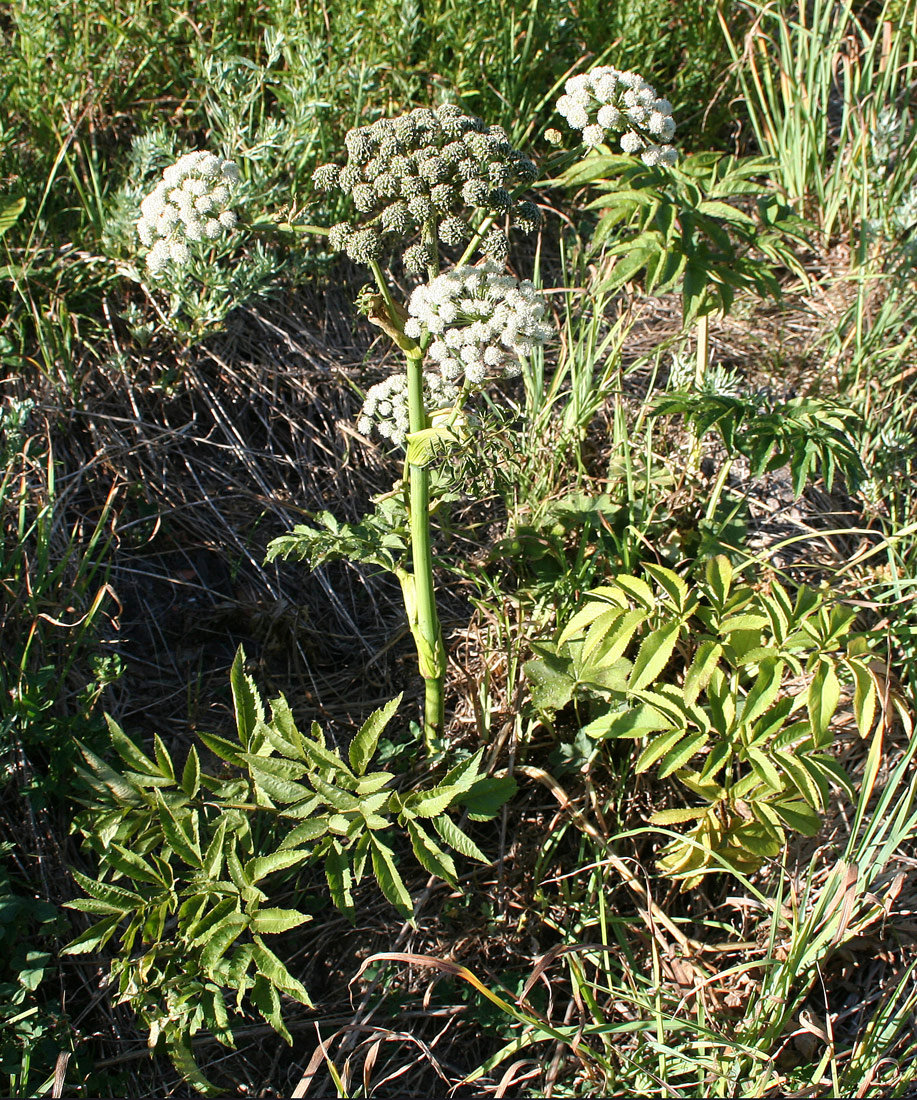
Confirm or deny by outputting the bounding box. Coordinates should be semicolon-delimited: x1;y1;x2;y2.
181;746;201;799
461;774;517;821
746;747;784;792
324;843;353;917
432;815;488;863
658;730;708;779
62;915;122;955
613;574;656;610
250;907;312;935
592;608;648;668
252;938;311;1004
369;835;412;918
629;618;681;693
771;799;822;836
649;806;710;825
407;821;457;886
807;659;840;745
581;703;673;740
245;850;309;884
350;694;402;775
635;727;690;774
187;897;240;945
741;659;785;728
683;641;723;706
230;647;263;749
200;912;247;973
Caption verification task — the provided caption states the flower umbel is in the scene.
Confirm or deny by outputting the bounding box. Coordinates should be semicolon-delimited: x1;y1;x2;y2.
358;371;460;446
404;262;552;386
137;151;241;277
556;67;678;166
312;105;540;272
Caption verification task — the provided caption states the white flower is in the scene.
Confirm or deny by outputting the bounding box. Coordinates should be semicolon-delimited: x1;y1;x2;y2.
146;239;170;276
565;103;590;129
554;65;678;163
136;150;240;278
407;261;551;388
358;370;459;446
597;105;622;129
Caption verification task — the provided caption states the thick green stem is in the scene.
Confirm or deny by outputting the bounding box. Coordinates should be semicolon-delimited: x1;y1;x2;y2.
689;311;710;474
695;312;709;389
365;262;446;747
405;349;446;749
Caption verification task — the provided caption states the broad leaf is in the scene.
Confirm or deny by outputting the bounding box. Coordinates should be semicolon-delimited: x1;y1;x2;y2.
250;907;312;934
350;694;402;775
369;835;413;918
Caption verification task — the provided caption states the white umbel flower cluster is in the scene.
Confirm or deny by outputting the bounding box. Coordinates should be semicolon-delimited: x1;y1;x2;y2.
403;262;551;386
556;67;677;166
136;151;240;277
358;371;460;446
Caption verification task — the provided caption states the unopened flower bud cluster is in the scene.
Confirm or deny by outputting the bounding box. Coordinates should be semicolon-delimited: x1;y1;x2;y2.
358;370;459;446
313;105;540;273
404;262;552;385
137;152;240;277
556;67;677;166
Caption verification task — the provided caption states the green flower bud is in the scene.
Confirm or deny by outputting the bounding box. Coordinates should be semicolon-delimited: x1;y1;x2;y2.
461;178;491;205
373;171;401;199
345;126;377;162
508;149;538;182
389;154;414;178
482;228;509;262
514;200;542;233
438;215;468;245
345;227;383;263
312;163;340;190
408;195;434;220
400;174;428;199
328;221;353;251
441;141;466;163
419;154;449;183
381;201;411;234
403;242;432;273
338;164;361;191
352;183;377;212
430;183;455;211
410;107;439;132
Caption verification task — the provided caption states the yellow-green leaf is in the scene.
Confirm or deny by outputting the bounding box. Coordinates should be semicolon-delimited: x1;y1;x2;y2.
635;727;690;774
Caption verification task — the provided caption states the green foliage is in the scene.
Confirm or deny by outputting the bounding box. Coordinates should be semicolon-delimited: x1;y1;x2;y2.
559;151;809;322
266;493;410;575
527;557;881;886
0;852;71;1098
651;387;866;496
719;0;917;241
0;421;119;789
66;648;508;1092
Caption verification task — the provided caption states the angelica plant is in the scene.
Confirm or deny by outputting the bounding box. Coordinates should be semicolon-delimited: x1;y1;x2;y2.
132;76;679;749
269;105;548;749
